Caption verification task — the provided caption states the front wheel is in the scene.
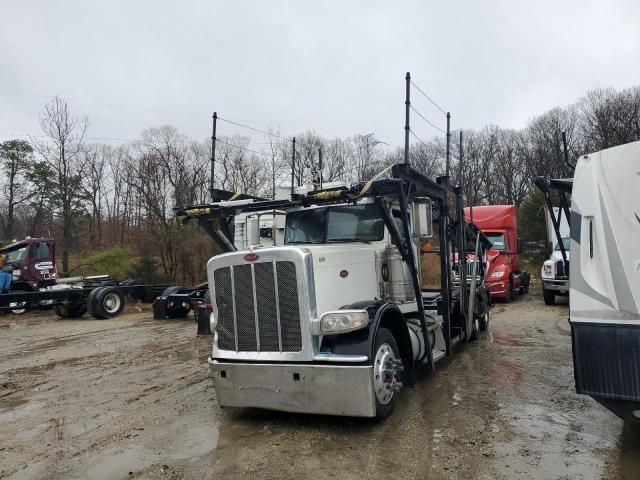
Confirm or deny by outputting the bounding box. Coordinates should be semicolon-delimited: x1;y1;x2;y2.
503;280;513;304
479;307;490;331
543;289;555;306
373;327;402;419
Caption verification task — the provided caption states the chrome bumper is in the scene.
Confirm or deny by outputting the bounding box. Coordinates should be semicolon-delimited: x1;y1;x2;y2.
209;358;376;417
542;279;569;292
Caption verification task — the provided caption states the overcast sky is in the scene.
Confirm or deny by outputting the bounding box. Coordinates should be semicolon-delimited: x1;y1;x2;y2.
1;0;639;150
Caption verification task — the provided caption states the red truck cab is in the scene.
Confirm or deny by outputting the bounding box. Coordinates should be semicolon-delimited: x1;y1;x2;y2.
0;238;58;291
464;205;529;302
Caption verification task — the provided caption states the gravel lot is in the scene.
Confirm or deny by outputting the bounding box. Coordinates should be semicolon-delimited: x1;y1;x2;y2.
1;295;638;479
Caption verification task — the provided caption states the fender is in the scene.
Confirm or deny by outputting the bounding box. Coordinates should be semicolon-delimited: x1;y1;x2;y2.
319;301;416;386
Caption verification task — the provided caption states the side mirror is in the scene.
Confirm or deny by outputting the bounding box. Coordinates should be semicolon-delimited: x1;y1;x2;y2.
517;238;524;254
413;199;433;240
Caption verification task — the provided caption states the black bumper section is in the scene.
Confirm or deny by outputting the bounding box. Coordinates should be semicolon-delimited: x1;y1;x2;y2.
572;321;640;417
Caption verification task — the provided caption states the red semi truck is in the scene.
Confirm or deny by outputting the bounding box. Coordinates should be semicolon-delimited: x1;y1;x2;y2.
463;205;530;302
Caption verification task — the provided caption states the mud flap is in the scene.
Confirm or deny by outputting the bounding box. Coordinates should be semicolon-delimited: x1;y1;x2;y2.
152;297;167;320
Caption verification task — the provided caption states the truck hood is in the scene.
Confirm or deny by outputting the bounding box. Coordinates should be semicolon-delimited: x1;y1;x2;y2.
550;250;570;262
302;243;378;316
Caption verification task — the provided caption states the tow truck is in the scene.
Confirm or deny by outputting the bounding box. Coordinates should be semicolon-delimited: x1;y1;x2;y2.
176;163;492;418
0;237;206;319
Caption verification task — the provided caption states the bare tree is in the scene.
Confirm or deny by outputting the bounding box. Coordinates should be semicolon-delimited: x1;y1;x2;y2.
36;96;88;273
323;138;352;183
0;139;34;239
352;133;382;182
215;135;269;196
265;127;288;198
81;144;108;246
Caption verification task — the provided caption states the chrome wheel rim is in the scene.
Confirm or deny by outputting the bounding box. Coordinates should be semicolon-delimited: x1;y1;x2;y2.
103;293;121;314
373;343;397;405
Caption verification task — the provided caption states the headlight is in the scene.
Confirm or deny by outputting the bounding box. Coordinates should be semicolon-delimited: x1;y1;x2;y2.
542;261;554;277
209;311;217;332
319;310;368;334
491;270;506;279
12;269;21;278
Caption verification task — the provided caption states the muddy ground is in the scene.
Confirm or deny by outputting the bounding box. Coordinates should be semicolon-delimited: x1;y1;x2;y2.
1;295;639;480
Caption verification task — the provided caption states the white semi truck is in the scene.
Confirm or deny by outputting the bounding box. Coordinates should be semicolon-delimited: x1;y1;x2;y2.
541;206;570;305
537;140;640;420
177;164;492;418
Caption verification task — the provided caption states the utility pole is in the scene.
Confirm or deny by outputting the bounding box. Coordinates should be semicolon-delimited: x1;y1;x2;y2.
445;111;451;176
210;112;217;200
291;137;296;199
318;147;323;189
404;72;411;164
458;130;464;185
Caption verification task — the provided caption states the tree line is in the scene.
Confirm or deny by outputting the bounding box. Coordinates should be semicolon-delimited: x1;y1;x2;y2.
0;85;638;283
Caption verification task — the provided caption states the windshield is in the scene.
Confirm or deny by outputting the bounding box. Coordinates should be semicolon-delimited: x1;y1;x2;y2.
3;246;27;263
485;233;506;252
554;237;570;251
285;204;384;244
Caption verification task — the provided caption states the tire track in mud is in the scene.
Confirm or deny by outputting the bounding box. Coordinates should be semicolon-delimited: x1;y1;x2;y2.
0;310;217;480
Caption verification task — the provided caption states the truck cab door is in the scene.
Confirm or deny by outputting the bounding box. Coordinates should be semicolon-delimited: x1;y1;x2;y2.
31;241;57;284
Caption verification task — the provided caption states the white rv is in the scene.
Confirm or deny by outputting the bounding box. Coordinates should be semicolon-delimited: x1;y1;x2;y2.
568;141;640;420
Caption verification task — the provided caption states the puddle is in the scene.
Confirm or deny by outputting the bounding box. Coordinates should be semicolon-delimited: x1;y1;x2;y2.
495;401;620;479
489;360;523;389
490;330;531;346
614;422;640;479
73;416;218;479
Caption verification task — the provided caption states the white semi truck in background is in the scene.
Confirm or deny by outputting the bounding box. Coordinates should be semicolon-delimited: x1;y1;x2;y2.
177;163;492;418
541;206;570;305
536;140;640;421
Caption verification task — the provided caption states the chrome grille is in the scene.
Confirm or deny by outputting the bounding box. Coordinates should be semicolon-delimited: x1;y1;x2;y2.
214;260;302;352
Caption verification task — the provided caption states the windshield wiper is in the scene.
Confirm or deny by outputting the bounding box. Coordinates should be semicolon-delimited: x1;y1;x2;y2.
327;239;371;244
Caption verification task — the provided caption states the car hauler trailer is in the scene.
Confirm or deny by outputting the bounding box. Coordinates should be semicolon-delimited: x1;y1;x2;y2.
176;164;492;418
536;140;640;420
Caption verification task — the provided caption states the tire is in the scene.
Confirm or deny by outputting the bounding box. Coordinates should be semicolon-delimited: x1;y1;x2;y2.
479;307;490;331
503;280;512;304
372;327;402;419
519;273;530;295
543;289;555;306
161;285;190;319
470;309;481;341
510;278;517;301
8;290;28;315
54;303;87;319
86;288;101;318
92;287;125;319
161;285;184;297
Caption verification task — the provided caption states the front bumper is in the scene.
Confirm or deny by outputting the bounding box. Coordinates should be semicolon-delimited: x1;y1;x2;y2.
486;280;508;298
209;358;376;417
542;278;569;292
